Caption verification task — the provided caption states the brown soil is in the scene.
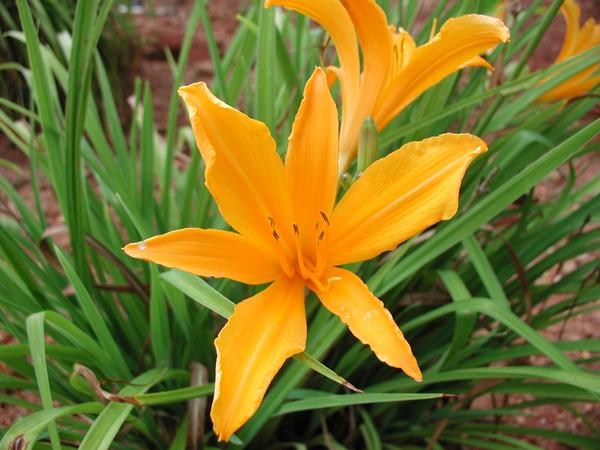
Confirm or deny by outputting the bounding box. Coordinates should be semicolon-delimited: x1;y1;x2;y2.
130;0;243;131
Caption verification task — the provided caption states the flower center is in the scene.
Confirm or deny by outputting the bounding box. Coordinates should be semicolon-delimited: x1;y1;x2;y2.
268;212;330;290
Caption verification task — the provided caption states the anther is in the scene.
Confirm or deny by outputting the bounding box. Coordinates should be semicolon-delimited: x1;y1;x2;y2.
318;230;325;243
319;210;330;226
272;230;280;241
268;216;275;227
293;223;299;235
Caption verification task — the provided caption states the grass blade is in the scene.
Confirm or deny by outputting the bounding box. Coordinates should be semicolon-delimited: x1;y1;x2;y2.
26;313;61;450
54;246;130;378
0;403;103;449
275;392;444;416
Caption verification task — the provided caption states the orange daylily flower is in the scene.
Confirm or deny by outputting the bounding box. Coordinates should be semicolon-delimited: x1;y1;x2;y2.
124;68;487;441
539;0;600;102
265;0;508;171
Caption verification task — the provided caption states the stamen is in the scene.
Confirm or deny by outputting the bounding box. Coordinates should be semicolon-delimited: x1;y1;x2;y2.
271;226;293;276
292;226;309;279
293;223;299;235
319;210;330;226
315;230;328;275
267;215;295;277
275;249;295;278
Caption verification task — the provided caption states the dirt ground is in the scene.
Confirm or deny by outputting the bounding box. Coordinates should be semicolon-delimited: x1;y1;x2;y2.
130;0;244;130
1;0;599;447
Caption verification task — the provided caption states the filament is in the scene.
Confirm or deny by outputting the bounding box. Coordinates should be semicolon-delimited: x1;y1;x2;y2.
268;216;294;277
292;223;310;279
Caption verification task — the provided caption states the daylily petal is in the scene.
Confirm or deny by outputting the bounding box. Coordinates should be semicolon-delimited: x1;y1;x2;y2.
574;19;600;51
266;0;360;114
391;28;417;74
329;134;487;265
557;0;581;62
338;0;393;169
285;68;338;252
374;15;509;128
178;83;291;248
212;277;306;441
539;71;600;101
540;1;600;101
123;228;280;285
325;65;342;89
315;267;421;381
461;55;494;71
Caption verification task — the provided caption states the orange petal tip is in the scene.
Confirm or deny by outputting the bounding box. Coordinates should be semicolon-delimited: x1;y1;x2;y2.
409;366;424;383
493;18;510;43
122;241;147;258
177;81;207;96
480;15;510;43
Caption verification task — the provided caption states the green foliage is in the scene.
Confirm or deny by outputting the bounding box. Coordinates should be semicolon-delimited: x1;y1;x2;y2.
0;0;136;117
0;0;599;449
